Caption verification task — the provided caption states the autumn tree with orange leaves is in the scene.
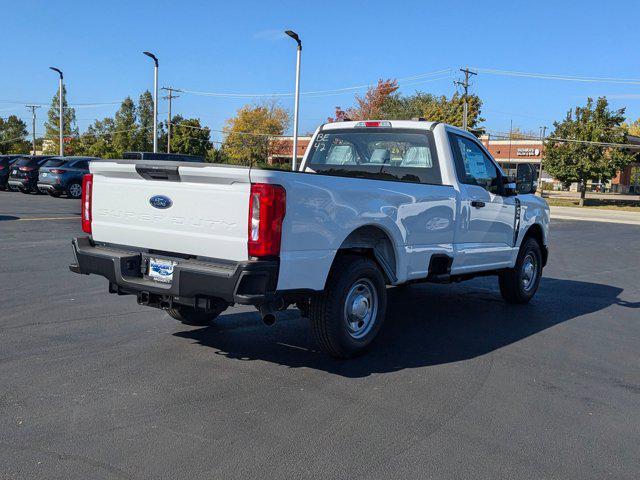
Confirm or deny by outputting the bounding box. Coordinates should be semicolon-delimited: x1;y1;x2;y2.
328;79;399;122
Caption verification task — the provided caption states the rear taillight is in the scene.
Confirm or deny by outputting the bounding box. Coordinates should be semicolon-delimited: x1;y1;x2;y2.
50;169;66;174
0;165;5;170
248;183;286;258
81;174;93;234
19;166;34;172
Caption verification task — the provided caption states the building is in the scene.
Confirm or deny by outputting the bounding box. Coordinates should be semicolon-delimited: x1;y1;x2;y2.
479;135;548;181
268;136;312;165
611;134;640;194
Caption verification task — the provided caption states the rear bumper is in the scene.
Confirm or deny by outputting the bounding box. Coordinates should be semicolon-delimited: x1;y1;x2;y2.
69;237;279;306
8;178;28;188
37;182;63;192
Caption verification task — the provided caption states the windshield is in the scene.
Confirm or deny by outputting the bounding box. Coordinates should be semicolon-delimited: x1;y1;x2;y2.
305;129;442;184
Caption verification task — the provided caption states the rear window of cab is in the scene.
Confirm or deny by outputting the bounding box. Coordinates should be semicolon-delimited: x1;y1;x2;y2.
305;128;442;185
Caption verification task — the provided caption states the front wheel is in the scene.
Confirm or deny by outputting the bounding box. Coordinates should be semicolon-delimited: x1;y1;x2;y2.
310;254;387;358
498;237;543;304
167;306;224;326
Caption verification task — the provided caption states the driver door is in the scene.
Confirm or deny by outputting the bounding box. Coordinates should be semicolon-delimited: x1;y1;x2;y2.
449;133;516;273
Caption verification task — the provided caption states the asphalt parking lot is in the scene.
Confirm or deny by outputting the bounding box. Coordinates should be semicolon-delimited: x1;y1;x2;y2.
1;191;639;480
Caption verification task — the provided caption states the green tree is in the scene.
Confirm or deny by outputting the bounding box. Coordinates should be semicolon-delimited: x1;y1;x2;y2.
623;118;640;137
43;84;78;154
0;115;30;154
545;97;634;205
222;102;290;165
380;91;484;132
136;90;155;151
112;97;137;155
76;117;117;158
166;115;213;157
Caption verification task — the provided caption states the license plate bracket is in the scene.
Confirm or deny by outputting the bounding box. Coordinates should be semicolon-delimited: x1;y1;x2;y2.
148;257;177;284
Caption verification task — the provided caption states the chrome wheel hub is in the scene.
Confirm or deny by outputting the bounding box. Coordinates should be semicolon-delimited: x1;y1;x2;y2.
69;184;82;197
344;278;378;339
521;254;538;292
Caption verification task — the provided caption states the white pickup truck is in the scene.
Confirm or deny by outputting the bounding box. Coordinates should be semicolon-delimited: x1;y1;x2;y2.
70;120;549;357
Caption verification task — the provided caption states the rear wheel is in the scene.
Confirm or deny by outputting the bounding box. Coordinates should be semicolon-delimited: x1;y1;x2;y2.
498;237;543;304
67;182;82;199
309;254;387;358
167;306;224;326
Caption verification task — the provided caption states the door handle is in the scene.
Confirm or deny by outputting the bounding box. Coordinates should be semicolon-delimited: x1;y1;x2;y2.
471;200;486;208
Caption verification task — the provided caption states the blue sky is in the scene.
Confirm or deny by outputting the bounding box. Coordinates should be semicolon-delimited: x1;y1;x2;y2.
2;0;640;143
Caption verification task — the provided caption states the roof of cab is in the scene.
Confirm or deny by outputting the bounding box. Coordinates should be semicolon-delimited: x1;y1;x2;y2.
320;119;438;131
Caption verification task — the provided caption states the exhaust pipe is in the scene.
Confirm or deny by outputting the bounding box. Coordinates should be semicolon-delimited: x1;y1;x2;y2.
259;305;276;326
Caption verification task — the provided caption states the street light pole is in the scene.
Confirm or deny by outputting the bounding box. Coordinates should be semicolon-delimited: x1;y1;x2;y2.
49;67;64;156
143;52;159;153
285;30;302;171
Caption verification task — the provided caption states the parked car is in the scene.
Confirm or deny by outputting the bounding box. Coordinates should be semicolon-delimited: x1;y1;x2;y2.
123;152;205;163
0;155;24;191
7;156;54;194
37;156;98;198
70;120;550;358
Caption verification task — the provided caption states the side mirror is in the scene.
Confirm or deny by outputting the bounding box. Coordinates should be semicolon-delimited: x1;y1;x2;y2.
502;176;518;196
516;163;536;195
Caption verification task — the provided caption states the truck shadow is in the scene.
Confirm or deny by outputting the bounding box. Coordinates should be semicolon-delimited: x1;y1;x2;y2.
174;277;633;378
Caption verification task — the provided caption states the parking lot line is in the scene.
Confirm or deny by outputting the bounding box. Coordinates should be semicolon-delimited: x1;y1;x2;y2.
16;216;79;222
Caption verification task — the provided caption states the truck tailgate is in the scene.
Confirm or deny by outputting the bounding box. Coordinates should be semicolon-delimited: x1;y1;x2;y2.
90;162;250;261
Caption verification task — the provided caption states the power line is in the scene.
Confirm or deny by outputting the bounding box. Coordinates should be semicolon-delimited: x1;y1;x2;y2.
474;67;640;85
486;128;640;149
178;69;454;99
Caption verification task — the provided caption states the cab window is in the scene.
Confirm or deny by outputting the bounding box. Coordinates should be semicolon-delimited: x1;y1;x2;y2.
306;129;442;185
449;134;500;194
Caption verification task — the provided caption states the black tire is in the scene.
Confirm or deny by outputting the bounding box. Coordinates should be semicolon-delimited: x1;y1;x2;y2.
67;182;83;199
498;237;543;304
309;254;387;358
167;306;223;326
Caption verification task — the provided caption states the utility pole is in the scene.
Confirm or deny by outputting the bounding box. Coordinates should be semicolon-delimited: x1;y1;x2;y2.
25;105;40;154
161;87;180;153
455;67;477;131
538;125;548;197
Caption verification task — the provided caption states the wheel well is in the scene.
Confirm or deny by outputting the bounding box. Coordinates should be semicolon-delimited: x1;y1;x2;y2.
335;225;397;284
523;224;547;266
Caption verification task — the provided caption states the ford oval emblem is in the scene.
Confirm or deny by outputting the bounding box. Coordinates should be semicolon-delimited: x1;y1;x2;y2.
149;195;173;209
